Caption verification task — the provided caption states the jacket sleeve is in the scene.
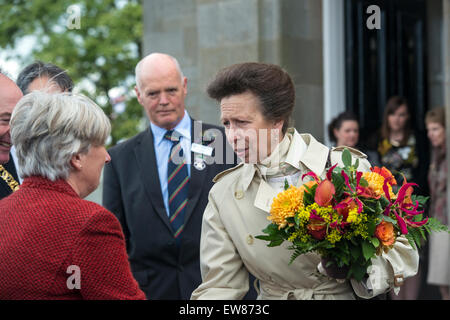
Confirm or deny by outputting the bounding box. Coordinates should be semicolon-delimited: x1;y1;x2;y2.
350;236;419;298
102;158;129;247
73;209;146;300
191;192;250;300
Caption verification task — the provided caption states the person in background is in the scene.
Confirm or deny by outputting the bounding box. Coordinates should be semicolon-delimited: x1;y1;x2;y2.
0;92;145;300
3;61;75;189
425;107;449;300
0;70;23;199
16;61;74;95
374;96;420;187
328;111;360;149
328;111;378;166
368;96;424;300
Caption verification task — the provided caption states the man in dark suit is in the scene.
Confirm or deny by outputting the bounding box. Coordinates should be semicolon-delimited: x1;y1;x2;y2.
103;53;250;299
0;71;23;199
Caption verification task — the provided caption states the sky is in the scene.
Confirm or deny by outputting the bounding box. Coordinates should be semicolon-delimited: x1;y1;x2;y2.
0;35;36;79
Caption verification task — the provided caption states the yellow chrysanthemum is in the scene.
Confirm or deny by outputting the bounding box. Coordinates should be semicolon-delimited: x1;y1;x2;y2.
362;171;395;199
268;186;303;228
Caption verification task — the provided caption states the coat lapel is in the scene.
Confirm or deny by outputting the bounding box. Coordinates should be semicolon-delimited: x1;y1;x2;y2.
134;129;173;233
254;178;278;214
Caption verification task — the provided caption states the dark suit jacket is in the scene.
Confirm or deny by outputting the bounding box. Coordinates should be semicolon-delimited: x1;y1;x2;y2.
103;119;247;300
0;154;19;200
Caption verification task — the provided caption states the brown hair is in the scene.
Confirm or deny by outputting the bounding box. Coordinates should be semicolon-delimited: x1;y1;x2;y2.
328;111;359;144
380;96;411;145
207;62;295;134
425;107;445;128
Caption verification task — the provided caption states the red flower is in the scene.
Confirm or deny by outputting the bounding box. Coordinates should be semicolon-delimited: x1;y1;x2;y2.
383;179;427;235
307;211;327;240
341;170;365;213
335;197;357;221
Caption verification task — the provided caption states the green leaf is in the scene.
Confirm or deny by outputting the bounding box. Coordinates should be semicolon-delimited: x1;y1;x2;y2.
375;201;384;215
267;239;284;247
342;148;352;167
367;219;376;236
348;264;368;281
350;244;360;260
284;178;289;191
425;217;450;233
361;240;376;261
377;214;397;225
354;158;359;170
410;195;430;206
380;196;390;207
303;184;317;206
359;177;369;188
405;233;418;250
370;237;380;248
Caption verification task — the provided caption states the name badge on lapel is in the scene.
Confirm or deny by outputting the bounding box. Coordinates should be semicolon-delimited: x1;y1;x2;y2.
191;143;213;157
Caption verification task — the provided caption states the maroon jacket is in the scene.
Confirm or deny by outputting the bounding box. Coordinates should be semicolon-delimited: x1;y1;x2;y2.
0;176;146;300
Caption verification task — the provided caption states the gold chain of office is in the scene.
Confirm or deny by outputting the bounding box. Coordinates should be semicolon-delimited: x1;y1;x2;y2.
0;165;19;192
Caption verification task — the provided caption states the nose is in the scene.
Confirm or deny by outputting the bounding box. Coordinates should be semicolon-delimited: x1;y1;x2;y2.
226;126;242;146
104;150;111;164
159;92;169;105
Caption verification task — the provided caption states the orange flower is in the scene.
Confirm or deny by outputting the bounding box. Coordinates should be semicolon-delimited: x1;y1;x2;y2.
362;171;395;199
371;166;397;186
375;221;396;246
315;180;335;207
268;186;303;228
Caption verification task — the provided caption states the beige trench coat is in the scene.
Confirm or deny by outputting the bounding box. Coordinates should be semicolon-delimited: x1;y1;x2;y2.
191;129;419;300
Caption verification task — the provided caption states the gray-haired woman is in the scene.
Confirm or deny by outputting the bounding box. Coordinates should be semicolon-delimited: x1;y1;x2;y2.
0;92;145;300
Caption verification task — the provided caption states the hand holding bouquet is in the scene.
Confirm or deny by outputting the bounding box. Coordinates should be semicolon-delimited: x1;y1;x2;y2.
256;149;449;281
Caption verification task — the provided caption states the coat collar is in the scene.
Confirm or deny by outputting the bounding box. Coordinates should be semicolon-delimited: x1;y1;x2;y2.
239;129;330;193
20;175;80;198
239;129;330;214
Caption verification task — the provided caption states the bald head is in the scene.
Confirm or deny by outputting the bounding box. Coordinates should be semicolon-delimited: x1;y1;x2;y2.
0;73;23;164
135;53;184;90
134;53;188;130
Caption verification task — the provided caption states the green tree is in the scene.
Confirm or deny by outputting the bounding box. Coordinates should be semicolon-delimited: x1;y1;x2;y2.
0;0;144;146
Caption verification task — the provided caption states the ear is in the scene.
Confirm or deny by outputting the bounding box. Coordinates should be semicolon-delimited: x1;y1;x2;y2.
273;120;284;131
333;128;339;137
70;153;84;171
135;85;143;106
182;77;188;95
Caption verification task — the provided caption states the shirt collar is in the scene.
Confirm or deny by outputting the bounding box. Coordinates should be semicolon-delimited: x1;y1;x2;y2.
150;110;191;146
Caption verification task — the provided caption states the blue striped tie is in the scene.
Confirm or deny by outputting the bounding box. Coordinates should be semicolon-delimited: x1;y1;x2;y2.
164;130;189;246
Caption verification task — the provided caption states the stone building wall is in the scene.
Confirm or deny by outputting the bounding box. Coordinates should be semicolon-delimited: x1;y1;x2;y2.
143;0;325;140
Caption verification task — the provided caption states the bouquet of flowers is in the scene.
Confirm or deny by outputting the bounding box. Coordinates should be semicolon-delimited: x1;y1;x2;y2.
255;149;449;281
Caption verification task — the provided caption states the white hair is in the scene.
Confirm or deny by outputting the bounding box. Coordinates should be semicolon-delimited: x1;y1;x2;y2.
135;53;185;89
10;91;111;181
